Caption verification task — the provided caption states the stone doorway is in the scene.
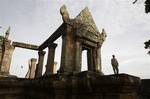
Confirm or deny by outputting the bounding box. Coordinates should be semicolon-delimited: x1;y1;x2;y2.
10;47;37;77
81;50;88;71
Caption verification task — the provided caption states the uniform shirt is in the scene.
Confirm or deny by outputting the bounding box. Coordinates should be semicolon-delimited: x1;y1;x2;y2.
111;58;119;67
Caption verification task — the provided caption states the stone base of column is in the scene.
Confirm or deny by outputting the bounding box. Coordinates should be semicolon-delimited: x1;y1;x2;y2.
40;71;141;99
44;72;55;76
0;72;17;78
0;71;143;99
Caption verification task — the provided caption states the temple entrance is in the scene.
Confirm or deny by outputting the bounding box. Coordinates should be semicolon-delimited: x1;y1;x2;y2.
10;47;37;78
81;50;88;71
38;5;107;75
53;38;62;74
10;41;39;78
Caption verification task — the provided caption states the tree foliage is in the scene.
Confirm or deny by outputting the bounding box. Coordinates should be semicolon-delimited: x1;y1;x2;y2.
144;40;150;54
145;0;150;13
144;0;150;55
133;0;150;54
133;0;150;13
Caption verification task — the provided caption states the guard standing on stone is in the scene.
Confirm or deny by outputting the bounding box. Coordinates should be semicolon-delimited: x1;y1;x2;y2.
111;55;119;74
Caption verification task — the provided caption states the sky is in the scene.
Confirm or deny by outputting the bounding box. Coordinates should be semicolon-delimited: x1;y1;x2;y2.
0;0;150;79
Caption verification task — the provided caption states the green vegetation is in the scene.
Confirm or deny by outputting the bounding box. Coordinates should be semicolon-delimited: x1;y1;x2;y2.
145;0;150;13
133;0;150;13
0;36;4;45
144;40;150;54
133;0;150;54
144;0;150;55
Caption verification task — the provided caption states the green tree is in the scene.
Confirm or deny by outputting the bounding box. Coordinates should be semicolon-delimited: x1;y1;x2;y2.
133;0;150;54
145;0;150;13
144;0;150;54
144;40;150;54
133;0;150;13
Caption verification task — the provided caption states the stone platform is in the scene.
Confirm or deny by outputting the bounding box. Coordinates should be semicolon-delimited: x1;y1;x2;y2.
0;72;142;99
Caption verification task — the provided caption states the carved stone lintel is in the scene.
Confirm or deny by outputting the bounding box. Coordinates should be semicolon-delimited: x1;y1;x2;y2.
48;43;57;49
12;41;39;50
38;51;46;56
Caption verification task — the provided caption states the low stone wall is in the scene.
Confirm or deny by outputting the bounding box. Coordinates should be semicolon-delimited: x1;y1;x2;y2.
0;77;54;99
0;72;143;99
140;79;150;99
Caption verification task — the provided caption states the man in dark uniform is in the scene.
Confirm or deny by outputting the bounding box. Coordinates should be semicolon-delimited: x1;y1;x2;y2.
111;55;119;74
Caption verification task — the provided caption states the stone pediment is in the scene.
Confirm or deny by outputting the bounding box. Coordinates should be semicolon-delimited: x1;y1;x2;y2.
73;7;100;42
74;7;99;33
59;5;101;42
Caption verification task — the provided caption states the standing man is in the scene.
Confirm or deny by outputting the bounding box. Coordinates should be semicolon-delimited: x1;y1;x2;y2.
111;55;119;74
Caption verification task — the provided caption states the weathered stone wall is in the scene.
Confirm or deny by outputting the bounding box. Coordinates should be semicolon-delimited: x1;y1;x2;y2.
26;58;37;79
140;79;150;99
0;49;2;66
0;39;14;74
0;72;144;99
0;36;4;66
0;33;39;76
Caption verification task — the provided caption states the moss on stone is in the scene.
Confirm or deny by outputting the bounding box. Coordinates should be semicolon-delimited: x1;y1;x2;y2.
0;36;4;45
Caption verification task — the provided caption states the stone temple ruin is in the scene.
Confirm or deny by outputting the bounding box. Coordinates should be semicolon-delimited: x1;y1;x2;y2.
0;27;39;77
0;5;149;99
39;5;107;75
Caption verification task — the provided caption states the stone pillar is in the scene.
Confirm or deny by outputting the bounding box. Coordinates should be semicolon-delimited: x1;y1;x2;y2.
0;37;4;64
87;49;94;71
0;40;15;74
53;62;58;74
26;58;37;79
0;47;2;65
35;51;45;78
45;43;57;75
93;43;102;73
59;24;75;73
74;40;82;72
95;44;101;72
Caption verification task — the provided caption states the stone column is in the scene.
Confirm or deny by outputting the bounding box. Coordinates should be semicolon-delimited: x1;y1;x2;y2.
45;43;57;75
87;49;94;71
93;44;101;72
26;58;37;79
0;40;15;75
0;48;2;65
53;62;58;74
74;40;82;72
35;51;45;78
59;24;75;73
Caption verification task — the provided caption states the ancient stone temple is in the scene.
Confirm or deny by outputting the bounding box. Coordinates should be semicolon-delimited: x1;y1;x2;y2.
38;5;107;75
0;5;149;99
0;27;39;77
